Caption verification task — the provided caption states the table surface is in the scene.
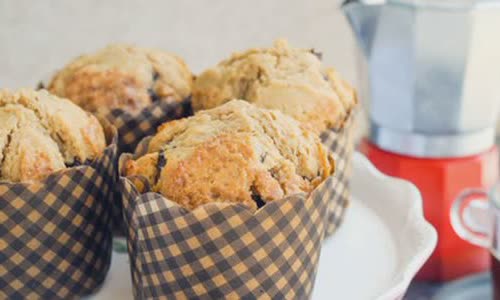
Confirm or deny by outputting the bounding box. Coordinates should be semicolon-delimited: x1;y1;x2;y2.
406;281;444;299
406;273;493;299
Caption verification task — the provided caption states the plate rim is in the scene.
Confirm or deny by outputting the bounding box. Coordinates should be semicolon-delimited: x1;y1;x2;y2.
351;152;438;300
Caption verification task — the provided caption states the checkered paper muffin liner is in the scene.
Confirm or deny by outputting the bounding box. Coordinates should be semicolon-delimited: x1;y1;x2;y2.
320;110;356;237
103;98;192;234
119;130;343;299
104;98;192;154
0;125;118;299
120;172;336;299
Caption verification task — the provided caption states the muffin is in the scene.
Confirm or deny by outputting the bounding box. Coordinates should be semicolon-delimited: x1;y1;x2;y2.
48;44;193;114
125;100;334;210
0;89;106;182
192;39;357;133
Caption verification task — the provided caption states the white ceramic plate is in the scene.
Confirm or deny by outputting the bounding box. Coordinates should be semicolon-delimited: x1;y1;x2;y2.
89;153;437;300
313;153;437;300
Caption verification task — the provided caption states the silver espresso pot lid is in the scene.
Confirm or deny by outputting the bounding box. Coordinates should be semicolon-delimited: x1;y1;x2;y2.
343;0;500;158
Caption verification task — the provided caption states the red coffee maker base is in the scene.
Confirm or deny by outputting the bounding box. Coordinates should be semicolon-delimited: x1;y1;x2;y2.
360;139;499;282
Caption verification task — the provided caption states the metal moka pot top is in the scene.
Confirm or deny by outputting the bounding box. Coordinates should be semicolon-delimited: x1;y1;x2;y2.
343;0;500;158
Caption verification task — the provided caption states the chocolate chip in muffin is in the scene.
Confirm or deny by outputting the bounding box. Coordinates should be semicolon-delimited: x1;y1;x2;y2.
181;99;193;115
148;88;161;103
155;151;167;183
65;157;92;168
260;152;268;163
250;185;266;209
256;67;265;82
269;167;280;180
310;49;323;60
152;70;160;81
147;71;162;102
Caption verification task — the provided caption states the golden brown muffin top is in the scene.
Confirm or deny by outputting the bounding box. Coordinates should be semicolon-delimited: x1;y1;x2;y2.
0;89;106;182
48;44;193;114
192;39;357;133
125;100;334;210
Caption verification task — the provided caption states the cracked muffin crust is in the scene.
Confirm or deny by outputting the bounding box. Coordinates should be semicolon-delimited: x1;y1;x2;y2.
48;44;193;114
125;100;335;210
0;89;106;182
192;39;357;133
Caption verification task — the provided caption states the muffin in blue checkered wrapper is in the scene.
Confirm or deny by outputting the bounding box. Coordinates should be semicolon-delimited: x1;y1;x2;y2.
192;39;358;236
0;89;118;298
44;44;194;233
120;101;339;299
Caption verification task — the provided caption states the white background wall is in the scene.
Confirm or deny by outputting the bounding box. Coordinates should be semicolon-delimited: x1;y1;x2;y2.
0;0;358;89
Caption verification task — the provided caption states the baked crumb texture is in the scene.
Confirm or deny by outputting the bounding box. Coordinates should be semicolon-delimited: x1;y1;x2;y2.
192;39;357;133
48;44;193;114
0;89;106;182
125;100;334;210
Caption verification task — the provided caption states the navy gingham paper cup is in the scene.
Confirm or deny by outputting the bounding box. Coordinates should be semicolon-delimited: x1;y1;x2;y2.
102;98;192;234
320;109;356;237
120;171;335;299
118;130;340;299
37;81;191;234
0;124;118;299
105;98;192;154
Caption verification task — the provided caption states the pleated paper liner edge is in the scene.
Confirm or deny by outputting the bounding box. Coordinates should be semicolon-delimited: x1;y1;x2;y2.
105;97;192;154
320;108;357;237
119;153;338;299
0;123;118;299
105;97;192;234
